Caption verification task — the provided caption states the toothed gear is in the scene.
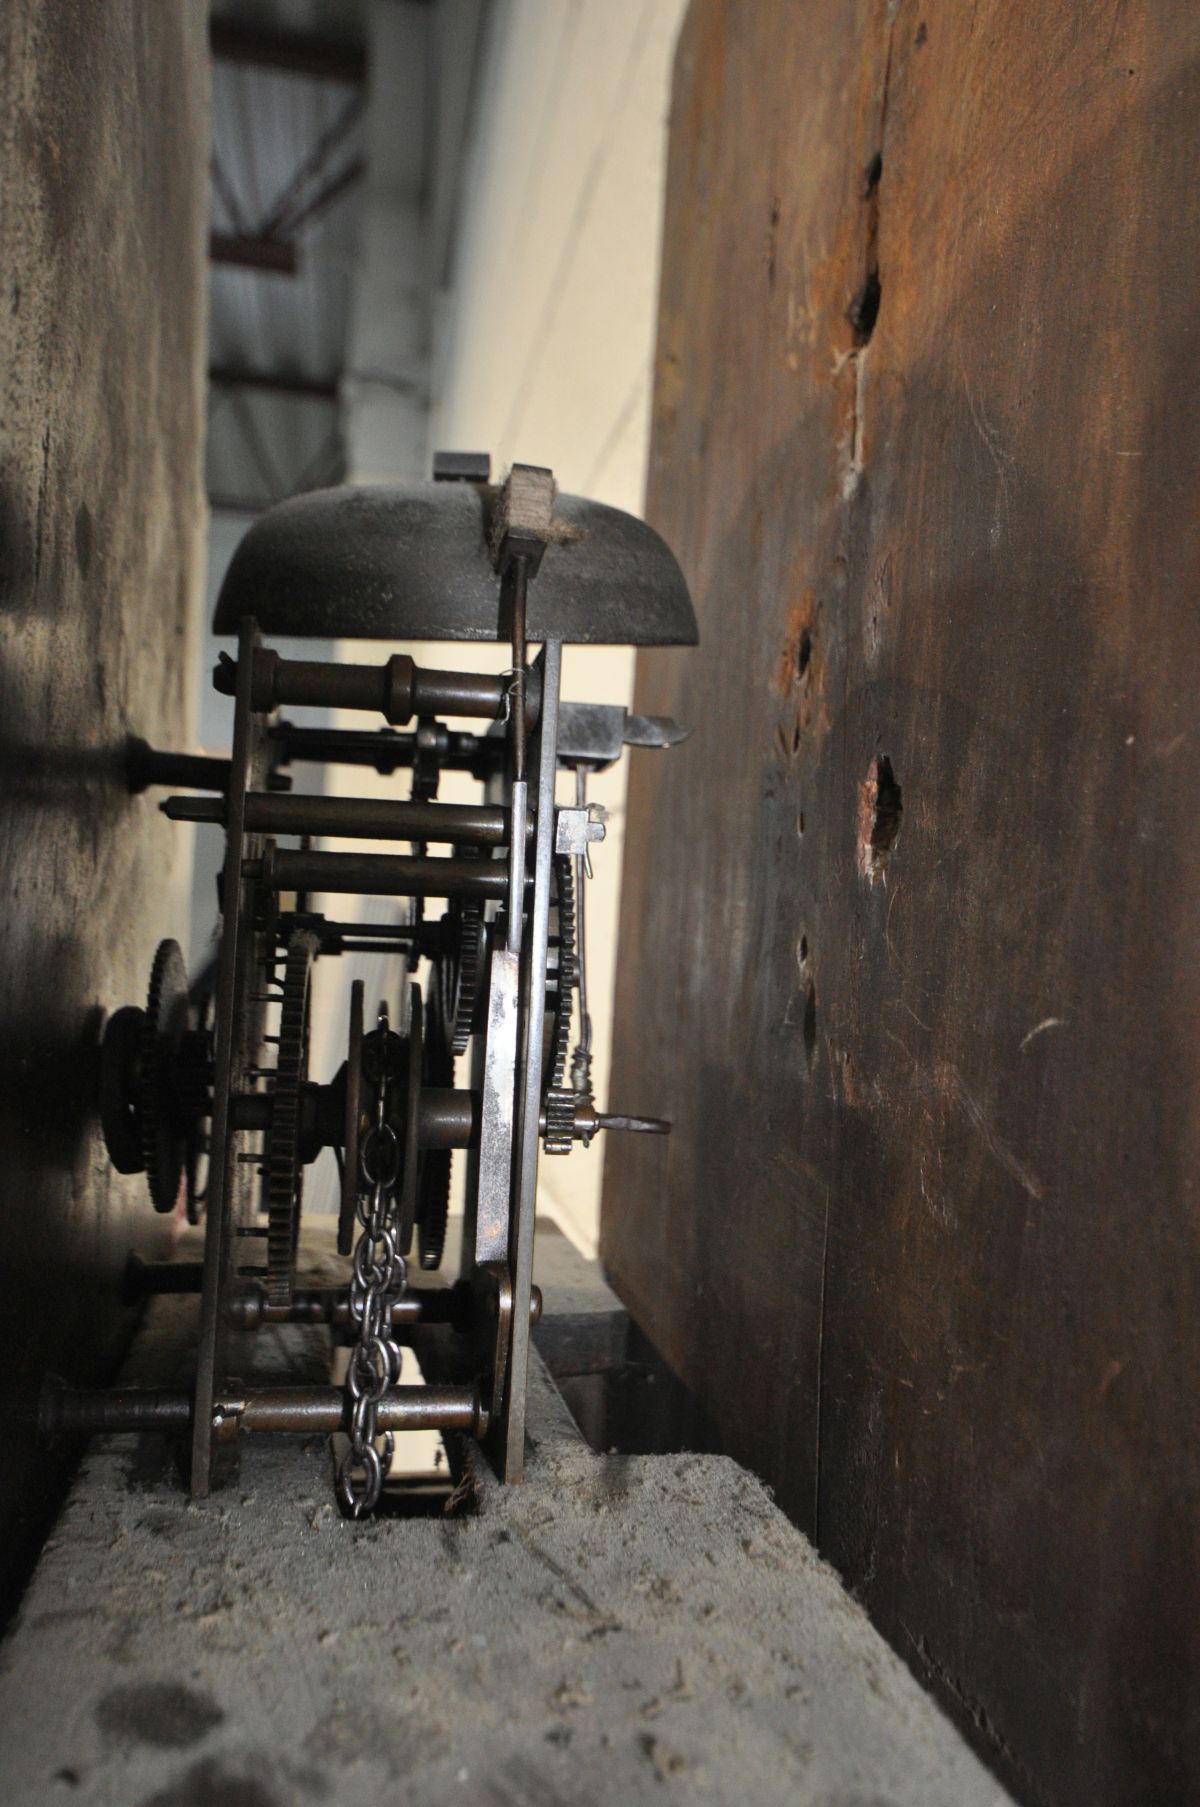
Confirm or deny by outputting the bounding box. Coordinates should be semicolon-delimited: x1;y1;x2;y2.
542;857;578;1155
543;1087;578;1155
99;1006;148;1175
264;931;318;1304
449;906;486;1054
337;980;365;1259
140;939;193;1211
416;979;453;1270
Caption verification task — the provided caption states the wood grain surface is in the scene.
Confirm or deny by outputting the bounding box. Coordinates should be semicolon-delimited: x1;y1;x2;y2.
603;4;1200;1801
0;3;207;1618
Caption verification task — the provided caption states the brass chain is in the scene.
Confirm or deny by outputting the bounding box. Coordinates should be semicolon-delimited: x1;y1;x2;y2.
336;1002;407;1517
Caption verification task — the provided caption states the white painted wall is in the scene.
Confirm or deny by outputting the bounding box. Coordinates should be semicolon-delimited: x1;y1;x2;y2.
247;0;688;1253
428;0;689;1255
342;0;432;483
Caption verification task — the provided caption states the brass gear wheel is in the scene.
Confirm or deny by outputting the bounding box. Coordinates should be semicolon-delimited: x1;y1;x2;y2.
264;930;318;1304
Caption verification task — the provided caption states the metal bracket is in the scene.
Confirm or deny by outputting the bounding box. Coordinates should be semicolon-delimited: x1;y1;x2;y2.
555;804;607;857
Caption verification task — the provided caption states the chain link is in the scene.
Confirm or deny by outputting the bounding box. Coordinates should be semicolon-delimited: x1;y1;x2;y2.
336;1003;406;1517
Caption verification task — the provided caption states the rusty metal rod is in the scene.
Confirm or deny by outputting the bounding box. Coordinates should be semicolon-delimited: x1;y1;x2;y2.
41;1383;194;1437
275;724;493;777
122;1263;539;1333
126;740;233;795
167;792;523;847
231;1286;471;1330
215;649;528;725
419;1088;480;1149
234;1386;483;1435
510;556;528;787
252;846;510;901
121;1256;206;1301
247;791;527;844
43;1382;485;1439
123;1260;540;1320
123;1256;447;1312
228;1085;479;1146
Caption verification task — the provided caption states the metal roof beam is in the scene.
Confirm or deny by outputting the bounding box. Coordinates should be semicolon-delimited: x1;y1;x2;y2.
207;495;267;517
209;20;368;84
276;158;365;238
209;233;298;275
209;367;339;403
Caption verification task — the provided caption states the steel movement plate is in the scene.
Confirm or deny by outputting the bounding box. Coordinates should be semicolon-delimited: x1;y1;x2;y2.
212;482;698;647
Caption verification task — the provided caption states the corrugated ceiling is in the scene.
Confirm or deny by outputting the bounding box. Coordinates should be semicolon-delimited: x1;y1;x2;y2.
206;0;369;511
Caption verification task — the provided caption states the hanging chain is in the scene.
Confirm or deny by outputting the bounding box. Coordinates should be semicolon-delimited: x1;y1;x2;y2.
336;1002;407;1518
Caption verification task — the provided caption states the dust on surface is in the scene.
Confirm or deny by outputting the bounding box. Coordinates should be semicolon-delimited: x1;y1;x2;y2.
0;1321;1011;1807
95;1682;223;1751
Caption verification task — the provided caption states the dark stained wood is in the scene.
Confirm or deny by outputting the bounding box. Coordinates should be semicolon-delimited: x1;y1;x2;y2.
0;4;207;1617
603;4;1200;1802
532;1221;630;1382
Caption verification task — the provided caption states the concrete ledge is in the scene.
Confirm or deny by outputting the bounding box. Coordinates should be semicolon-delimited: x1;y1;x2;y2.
0;1293;1011;1806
